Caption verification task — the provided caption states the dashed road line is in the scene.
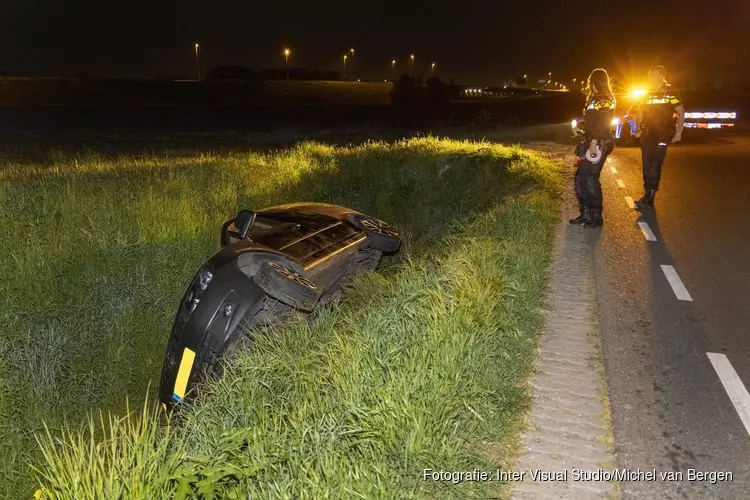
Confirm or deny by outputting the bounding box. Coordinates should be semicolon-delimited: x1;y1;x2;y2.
610;166;617;174
638;222;657;241
617;179;626;188
660;265;693;301
707;353;750;437
625;196;635;209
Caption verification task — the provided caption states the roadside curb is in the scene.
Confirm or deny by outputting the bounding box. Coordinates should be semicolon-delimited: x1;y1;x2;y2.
512;148;619;499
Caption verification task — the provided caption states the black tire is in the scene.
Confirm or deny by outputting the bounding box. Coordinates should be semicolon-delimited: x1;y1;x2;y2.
348;214;402;252
254;261;321;312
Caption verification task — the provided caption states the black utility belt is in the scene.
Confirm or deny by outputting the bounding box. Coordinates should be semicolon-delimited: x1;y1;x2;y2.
640;133;672;145
641;126;673;134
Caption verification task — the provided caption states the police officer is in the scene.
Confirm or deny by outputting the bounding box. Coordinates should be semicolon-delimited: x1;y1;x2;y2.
631;66;685;208
569;68;616;228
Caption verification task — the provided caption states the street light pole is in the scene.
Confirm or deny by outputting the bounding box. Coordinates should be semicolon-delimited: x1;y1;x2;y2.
284;48;290;81
343;54;347;81
194;43;200;80
349;48;355;80
392;59;396;81
410;54;414;71
431;62;435;75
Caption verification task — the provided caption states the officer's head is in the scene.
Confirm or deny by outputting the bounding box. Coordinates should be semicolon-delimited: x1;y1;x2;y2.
587;68;613;97
649;66;666;88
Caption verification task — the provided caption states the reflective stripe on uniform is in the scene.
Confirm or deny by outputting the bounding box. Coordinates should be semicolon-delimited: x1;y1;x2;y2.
586;99;616;111
646;97;681;105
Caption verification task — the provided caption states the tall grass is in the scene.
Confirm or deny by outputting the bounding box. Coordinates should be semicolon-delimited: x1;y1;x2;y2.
0;136;561;498
33;393;185;500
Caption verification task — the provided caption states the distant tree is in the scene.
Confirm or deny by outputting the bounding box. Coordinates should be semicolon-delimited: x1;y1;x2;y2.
289;68;312;80
203;67;341;82
425;76;450;105
447;79;462;100
258;68;285;80
309;68;340;81
390;72;419;106
207;66;255;80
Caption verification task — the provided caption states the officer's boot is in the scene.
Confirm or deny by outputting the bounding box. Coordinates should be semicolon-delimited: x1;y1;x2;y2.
634;189;656;209
569;206;589;225
584;209;603;228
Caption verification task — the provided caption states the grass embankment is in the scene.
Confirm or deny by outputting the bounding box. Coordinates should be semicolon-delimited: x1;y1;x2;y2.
0;137;562;498
0;78;393;107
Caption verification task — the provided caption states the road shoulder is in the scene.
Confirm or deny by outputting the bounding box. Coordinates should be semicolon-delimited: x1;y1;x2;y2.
512;147;619;500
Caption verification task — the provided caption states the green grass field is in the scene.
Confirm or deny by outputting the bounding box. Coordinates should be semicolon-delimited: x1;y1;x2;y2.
0;136;562;498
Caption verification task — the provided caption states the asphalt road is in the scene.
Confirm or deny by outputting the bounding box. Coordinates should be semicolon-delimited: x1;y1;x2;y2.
587;130;750;500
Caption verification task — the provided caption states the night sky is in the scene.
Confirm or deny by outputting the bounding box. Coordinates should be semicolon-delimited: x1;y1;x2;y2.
1;0;748;85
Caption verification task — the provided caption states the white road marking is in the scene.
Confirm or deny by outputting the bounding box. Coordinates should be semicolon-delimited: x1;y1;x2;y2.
660;265;693;301
625;196;635;209
610;166;618;174
617;179;626;188
638;222;657;241
707;353;750;437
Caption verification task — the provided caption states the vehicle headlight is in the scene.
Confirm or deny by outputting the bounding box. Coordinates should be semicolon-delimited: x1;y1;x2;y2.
184;264;215;313
571;119;578;128
197;269;213;291
611;117;620;126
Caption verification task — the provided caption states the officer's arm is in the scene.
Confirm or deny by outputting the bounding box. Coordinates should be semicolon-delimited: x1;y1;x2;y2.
674;103;685;136
631;102;643;137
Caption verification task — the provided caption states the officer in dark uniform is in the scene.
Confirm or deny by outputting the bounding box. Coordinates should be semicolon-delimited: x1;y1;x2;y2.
630;66;685;208
569;68;616;228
